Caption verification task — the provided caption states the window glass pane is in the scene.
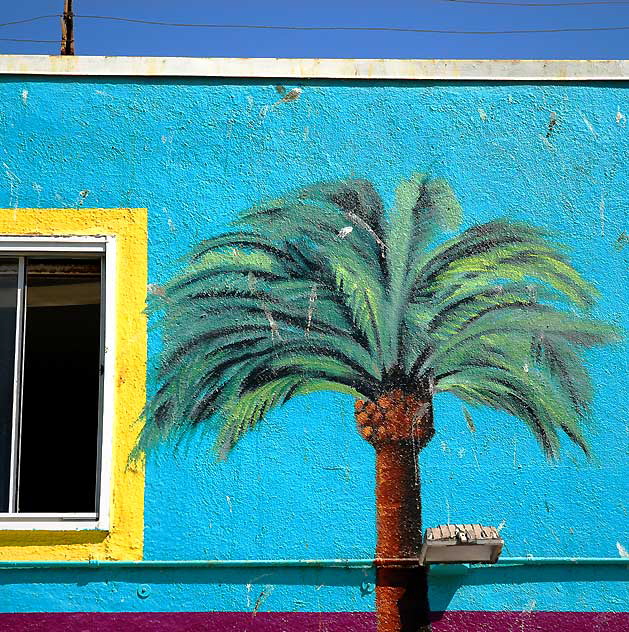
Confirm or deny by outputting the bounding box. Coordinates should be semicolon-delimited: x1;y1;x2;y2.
0;259;18;513
18;258;102;513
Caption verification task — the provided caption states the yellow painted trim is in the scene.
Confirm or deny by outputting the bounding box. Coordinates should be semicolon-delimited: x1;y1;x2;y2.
0;208;147;561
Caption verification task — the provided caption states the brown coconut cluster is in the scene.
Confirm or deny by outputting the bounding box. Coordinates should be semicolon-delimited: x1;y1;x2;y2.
355;389;435;446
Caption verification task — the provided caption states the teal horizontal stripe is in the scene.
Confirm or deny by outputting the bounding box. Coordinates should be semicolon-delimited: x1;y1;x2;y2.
0;557;628;570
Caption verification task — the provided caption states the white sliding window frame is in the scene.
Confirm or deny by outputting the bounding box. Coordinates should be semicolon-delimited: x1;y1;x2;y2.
0;235;115;531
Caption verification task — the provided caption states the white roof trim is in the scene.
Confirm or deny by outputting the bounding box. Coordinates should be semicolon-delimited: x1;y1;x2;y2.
0;55;628;80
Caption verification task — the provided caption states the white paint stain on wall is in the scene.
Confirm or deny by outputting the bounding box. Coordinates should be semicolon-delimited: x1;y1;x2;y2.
616;542;629;558
539;135;555;152
616;107;626;125
581;113;599;140
2;162;20;208
32;182;42;206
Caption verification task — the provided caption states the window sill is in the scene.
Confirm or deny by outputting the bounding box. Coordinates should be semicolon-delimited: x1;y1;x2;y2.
0;514;108;531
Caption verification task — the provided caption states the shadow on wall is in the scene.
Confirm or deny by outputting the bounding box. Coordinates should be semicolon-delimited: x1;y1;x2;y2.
429;564;629;613
0;566;367;588
0;532;108;548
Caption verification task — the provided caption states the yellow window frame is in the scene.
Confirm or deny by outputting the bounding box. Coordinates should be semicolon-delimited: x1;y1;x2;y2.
0;208;147;561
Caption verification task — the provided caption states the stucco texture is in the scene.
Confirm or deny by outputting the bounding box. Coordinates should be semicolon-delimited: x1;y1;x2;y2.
0;76;627;620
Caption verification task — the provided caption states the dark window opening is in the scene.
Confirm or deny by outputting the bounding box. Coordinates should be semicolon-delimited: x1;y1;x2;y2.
0;256;103;515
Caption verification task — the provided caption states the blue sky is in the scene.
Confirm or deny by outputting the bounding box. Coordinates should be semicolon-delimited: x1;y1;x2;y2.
1;0;629;58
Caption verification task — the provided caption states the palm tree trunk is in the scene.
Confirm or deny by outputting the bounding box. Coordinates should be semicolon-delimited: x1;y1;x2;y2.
355;389;435;632
376;440;430;632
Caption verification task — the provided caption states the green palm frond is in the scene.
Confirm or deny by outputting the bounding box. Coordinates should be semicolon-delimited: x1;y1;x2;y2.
217;375;364;456
138;178;390;457
237;179;389;361
428;309;620;456
138;172;620;462
385;174;463;367
437;367;569;458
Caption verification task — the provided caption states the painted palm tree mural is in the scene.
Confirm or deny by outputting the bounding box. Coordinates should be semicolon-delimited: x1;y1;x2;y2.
138;174;619;632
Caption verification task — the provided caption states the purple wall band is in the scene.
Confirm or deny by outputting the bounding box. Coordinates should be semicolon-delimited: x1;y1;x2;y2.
1;611;628;631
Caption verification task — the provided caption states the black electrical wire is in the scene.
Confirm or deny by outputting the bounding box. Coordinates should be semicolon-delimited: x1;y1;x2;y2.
0;15;59;28
2;12;629;36
0;38;59;43
71;15;629;34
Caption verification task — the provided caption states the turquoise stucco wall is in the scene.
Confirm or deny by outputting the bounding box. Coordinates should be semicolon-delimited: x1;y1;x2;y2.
0;76;627;616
